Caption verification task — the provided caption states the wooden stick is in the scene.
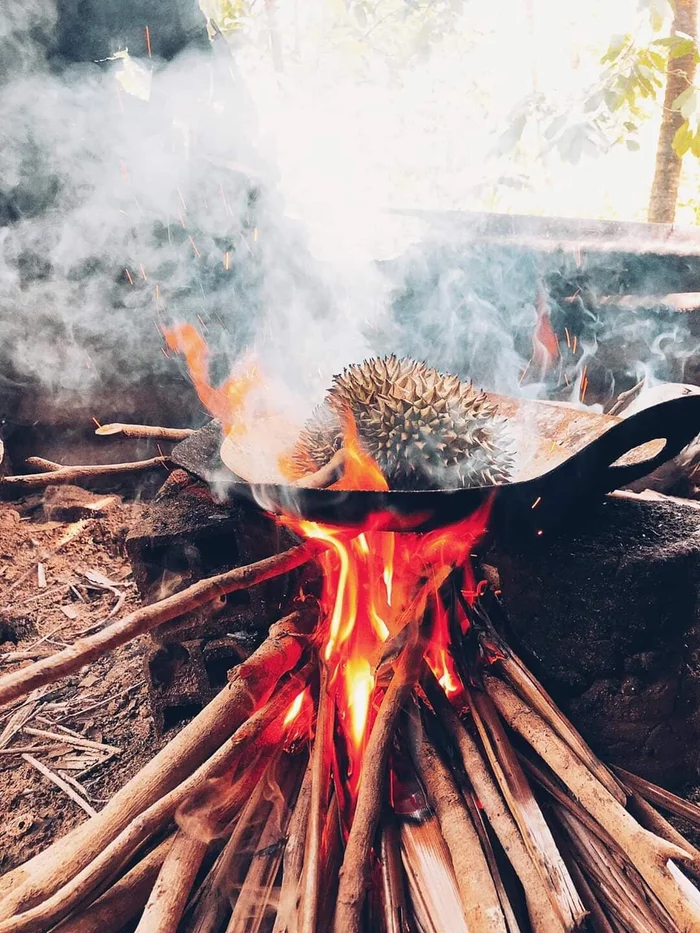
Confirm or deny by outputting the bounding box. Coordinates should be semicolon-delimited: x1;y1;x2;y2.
379;816;410;933
23;727;121;755
408;710;507;933
399;812;467;933
24;457;61;471
317;791;343;924
422;674;565;933
293;450;346;489
467;685;586;932
3;457;170;489
0;613;312;919
50;837;174;933
96;423;195;441
461;787;523;933
627;791;700;869
0;663;311;933
556;836;617;933
188;765;273;933
614;767;700;832
485;674;700;933
226;755;302;933
0;541;324;708
135;831;208;933
482;620;626;805
553;806;673;933
21;754;97;817
299;666;332;933
333;615;426;933
272;760;313;933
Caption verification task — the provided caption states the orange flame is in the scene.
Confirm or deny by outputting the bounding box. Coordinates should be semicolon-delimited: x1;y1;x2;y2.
163;323;260;435
290;495;493;807
425;596;461;697
333;407;389;492
524;286;559;383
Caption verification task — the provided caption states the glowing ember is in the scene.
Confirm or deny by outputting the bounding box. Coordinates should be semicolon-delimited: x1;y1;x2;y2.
163;323;260;435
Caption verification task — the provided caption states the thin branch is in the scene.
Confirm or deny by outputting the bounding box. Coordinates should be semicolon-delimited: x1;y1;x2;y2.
50;837;174;933
96;423;195;441
486;674;700;933
408;709;507;933
299;666;333;933
0;663;312;933
334;613;426;933
2;457;170;490
21;754;97;818
135;831;208;933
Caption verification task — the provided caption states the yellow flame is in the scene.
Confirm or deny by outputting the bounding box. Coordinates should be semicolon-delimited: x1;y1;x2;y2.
283;689;306;726
344;657;374;749
296;522;354;662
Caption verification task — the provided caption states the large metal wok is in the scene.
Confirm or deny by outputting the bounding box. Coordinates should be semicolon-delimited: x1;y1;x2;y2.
171;393;700;537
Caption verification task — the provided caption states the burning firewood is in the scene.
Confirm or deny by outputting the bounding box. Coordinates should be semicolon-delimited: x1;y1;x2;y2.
4;352;700;933
0;611;314;916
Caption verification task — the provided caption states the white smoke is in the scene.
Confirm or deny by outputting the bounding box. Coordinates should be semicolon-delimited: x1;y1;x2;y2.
0;0;697;434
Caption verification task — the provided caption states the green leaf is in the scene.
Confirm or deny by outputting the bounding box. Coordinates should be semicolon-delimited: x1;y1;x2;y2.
626;139;641;151
601;34;629;64
624;120;638;132
691;131;700;157
646;50;666;70
604;89;621;111
672;121;693;156
668;37;696;59
672;87;698;118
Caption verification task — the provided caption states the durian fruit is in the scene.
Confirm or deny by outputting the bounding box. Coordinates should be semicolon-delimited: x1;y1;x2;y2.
291;356;513;490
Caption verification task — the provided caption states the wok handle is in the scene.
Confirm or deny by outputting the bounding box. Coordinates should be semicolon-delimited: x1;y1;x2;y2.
581;394;700;492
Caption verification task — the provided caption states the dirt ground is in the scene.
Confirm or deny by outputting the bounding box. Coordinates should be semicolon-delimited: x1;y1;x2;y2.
0;492;166;874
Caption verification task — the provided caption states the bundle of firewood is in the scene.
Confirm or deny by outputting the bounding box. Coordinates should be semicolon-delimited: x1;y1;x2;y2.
1;534;700;933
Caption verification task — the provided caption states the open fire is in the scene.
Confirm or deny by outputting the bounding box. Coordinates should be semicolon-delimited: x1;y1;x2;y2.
1;325;700;933
148;327;700;933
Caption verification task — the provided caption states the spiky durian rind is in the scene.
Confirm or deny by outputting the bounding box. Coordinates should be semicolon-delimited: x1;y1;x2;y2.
291;356;513;490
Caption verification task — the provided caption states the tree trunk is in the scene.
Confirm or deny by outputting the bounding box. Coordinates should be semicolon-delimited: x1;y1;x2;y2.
648;0;698;223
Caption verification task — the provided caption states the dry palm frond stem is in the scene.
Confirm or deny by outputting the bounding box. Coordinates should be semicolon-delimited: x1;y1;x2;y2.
0;659;312;933
135;831;208;933
407;707;506;933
